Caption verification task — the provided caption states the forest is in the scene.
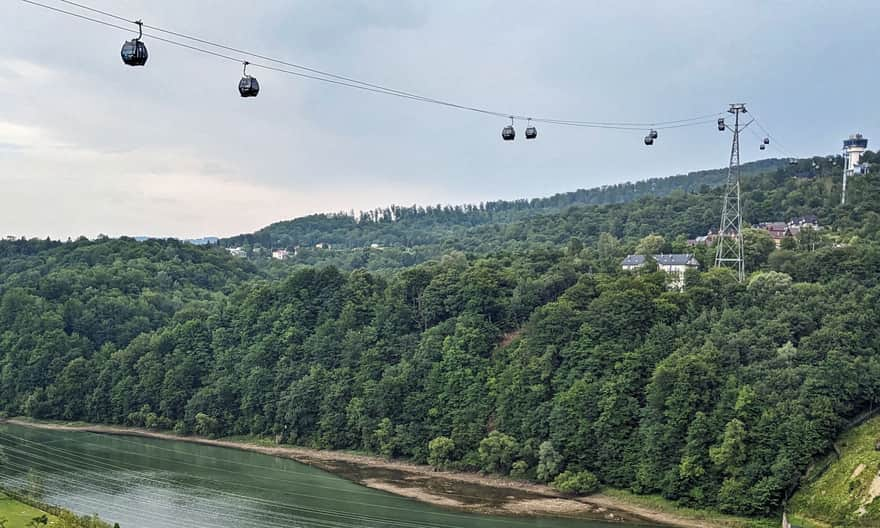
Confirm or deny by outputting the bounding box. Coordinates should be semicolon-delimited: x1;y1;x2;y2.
2;153;880;517
222;158;782;266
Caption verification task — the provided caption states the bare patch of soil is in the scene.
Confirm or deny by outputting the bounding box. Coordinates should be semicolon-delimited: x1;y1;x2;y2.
852;463;866;479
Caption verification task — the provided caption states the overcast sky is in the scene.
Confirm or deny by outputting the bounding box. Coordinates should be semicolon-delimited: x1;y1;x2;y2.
2;1;878;239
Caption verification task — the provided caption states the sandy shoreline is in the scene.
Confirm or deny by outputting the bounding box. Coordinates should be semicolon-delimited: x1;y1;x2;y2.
5;418;724;527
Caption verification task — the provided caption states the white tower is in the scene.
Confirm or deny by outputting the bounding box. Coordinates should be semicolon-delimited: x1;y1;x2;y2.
842;133;868;205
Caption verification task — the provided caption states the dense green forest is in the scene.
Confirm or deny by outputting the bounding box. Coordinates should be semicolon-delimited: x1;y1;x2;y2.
223;158;782;268
2;153;880;518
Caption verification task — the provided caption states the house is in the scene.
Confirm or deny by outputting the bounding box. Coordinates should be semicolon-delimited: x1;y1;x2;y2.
686;228;723;247
315;242;331;249
757;216;820;248
226;247;246;257
757;222;789;248
271;249;290;260
789;214;818;227
621;254;700;289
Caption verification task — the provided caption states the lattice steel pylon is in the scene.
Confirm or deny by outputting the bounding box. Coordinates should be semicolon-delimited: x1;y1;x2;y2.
714;104;749;282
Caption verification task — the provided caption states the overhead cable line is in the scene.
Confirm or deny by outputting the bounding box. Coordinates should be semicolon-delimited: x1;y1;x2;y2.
748;109;795;158
23;0;723;133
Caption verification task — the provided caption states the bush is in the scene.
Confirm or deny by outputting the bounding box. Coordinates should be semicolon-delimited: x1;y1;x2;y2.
552;470;600;495
510;460;529;479
536;440;562;482
427;436;456;469
478;431;518;474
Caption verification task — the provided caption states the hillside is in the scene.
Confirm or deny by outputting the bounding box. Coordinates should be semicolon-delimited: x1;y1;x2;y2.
2;154;880;521
223;155;876;272
222;159;783;263
790;416;880;526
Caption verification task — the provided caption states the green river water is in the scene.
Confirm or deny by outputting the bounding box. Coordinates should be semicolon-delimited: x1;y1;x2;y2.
0;423;661;528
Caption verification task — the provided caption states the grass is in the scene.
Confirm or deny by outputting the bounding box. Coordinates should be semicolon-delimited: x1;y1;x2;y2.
601;489;778;528
0;492;60;528
790;415;880;527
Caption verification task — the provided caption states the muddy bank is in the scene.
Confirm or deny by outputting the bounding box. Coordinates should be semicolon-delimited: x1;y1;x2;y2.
6;418;719;527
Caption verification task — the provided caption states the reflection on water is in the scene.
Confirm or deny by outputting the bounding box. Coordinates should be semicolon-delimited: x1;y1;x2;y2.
0;424;658;528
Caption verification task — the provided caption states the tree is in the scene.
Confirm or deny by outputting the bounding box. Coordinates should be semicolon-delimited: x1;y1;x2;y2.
536;440;563;482
552;470;600;495
427;436;455;469
27;515;48;528
746;270;792;301
478;431;519;474
635;234;667;256
373;417;396;457
742;228;775;271
194;412;219;438
710;419;748;476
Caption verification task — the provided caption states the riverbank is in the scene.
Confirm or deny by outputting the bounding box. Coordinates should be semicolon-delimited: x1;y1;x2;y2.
6;418;774;528
0;491;59;528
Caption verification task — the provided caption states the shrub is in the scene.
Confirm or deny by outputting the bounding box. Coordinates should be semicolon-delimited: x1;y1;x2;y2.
427;436;456;469
510;460;529;479
552;470;600;495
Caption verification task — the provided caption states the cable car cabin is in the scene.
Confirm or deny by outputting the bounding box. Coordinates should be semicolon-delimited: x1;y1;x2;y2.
763;137;770;145
502;125;515;141
644;135;654;146
239;76;260;97
649;129;658;139
525;126;537;139
121;40;148;66
717;118;725;131
760;144;766;150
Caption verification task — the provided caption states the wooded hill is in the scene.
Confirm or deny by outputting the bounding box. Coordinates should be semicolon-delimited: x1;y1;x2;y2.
2;153;879;518
221;158;782;270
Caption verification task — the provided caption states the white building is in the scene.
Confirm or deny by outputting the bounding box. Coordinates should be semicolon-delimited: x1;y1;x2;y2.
621;254;700;289
226;247;246;257
842;134;869;205
271;249;290;260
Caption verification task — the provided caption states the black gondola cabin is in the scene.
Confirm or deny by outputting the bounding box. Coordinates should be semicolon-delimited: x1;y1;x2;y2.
239;76;260;97
121;39;148;66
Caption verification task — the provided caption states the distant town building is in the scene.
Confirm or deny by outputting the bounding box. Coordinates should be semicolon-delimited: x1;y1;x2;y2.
315;242;331;249
757;222;789;247
226;247;246;257
621;254;700;289
757;215;820;248
271;249;290;260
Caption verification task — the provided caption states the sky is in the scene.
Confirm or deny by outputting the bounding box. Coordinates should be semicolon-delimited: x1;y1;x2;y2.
1;0;878;240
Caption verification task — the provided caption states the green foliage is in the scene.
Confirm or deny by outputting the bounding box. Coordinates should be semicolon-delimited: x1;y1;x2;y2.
220;160;783;271
478;431;519;474
427;436;455;469
635;234;667;255
510;460;529;478
790;415;880;526
3;155;880;520
1;487;114;528
552;470;600;495
536;440;563;482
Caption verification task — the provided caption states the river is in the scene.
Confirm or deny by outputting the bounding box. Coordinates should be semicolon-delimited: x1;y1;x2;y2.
0;423;662;528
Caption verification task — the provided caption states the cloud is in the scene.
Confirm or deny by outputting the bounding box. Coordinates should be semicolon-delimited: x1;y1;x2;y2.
2;0;879;239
